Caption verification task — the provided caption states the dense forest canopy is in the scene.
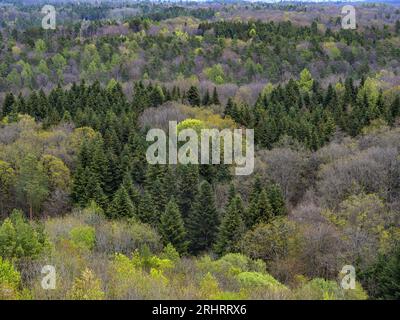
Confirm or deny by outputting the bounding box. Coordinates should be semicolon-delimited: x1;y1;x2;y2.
0;1;400;300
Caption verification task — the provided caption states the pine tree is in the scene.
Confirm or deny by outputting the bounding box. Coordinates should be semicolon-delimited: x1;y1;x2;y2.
145;165;167;212
212;87;220;105
388;96;400;125
122;173;140;208
2;92;15;118
247;189;273;227
267;184;286;216
187;86;201;106
177;164;199;222
224;98;234;117
160;198;188;254
227;182;236;204
108;185;135;219
202;89;210;106
214;195;245;255
103;149;121;198
187;181;219;254
137;191;159;227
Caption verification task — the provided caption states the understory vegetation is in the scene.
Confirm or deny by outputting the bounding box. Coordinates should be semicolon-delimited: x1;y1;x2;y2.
0;1;400;300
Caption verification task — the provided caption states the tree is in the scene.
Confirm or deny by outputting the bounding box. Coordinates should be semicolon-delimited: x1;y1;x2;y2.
40;155;70;191
0;161;15;216
137;191;159;227
212;87;220;105
108;185;135;219
2;93;15;118
267;184;286;216
68;268;105;300
187;181;219;254
177;164;199;222
298;68;314;93
159;198;188;254
0;209;47;259
202;89;211;106
214;195;245;255
16;154;49;220
363;244;400;299
187;86;201;106
247;189;273;227
0;257;22;300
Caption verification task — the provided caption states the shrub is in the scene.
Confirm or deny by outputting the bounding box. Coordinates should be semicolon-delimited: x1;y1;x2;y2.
236;271;286;290
0;209;48;259
0;257;21;299
69;226;95;251
68;268;105;300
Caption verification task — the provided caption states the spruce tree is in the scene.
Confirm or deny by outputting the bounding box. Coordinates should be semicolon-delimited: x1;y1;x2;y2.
187;181;219;254
247;189;273;227
137;191;159;227
122;173;140;208
214;195;245;255
187;86;201;106
108;185;135;219
2;92;15;118
227;182;236;204
160;198;188;254
224;98;234;117
267;184;286;216
202;89;210;106
212;87;220;105
177;164;199;222
388;96;400;125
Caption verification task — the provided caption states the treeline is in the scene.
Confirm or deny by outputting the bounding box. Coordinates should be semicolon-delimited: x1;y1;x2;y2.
198;19;397;44
2;11;400;92
228;72;400;150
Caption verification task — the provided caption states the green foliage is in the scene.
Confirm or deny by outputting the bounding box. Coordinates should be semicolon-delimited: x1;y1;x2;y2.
246;189;273;227
298;68;313;93
267;184;287;216
108;185;135;219
239;217;302;263
159;198;188;254
187;86;201;106
160;243;180;263
68;268;105;300
187;180;219;254
236;271;286;290
214;195;245;255
0;257;23;300
0;209;48;259
16;154;49;218
69;226;95;251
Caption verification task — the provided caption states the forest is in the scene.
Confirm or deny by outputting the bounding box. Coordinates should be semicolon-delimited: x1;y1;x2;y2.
0;1;400;300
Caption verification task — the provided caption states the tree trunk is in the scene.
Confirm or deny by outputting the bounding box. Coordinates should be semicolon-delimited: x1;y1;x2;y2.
29;204;33;220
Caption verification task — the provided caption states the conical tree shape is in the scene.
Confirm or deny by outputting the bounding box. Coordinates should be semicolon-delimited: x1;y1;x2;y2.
187;86;201;106
177;164;199;222
202;89;210;106
227;182;236;204
247;188;273;227
212;87;220;105
214;195;245;255
160;198;188;254
267;183;286;216
2;92;15;117
108;185;135;219
122;172;140;208
187;181;219;254
137;191;159;227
